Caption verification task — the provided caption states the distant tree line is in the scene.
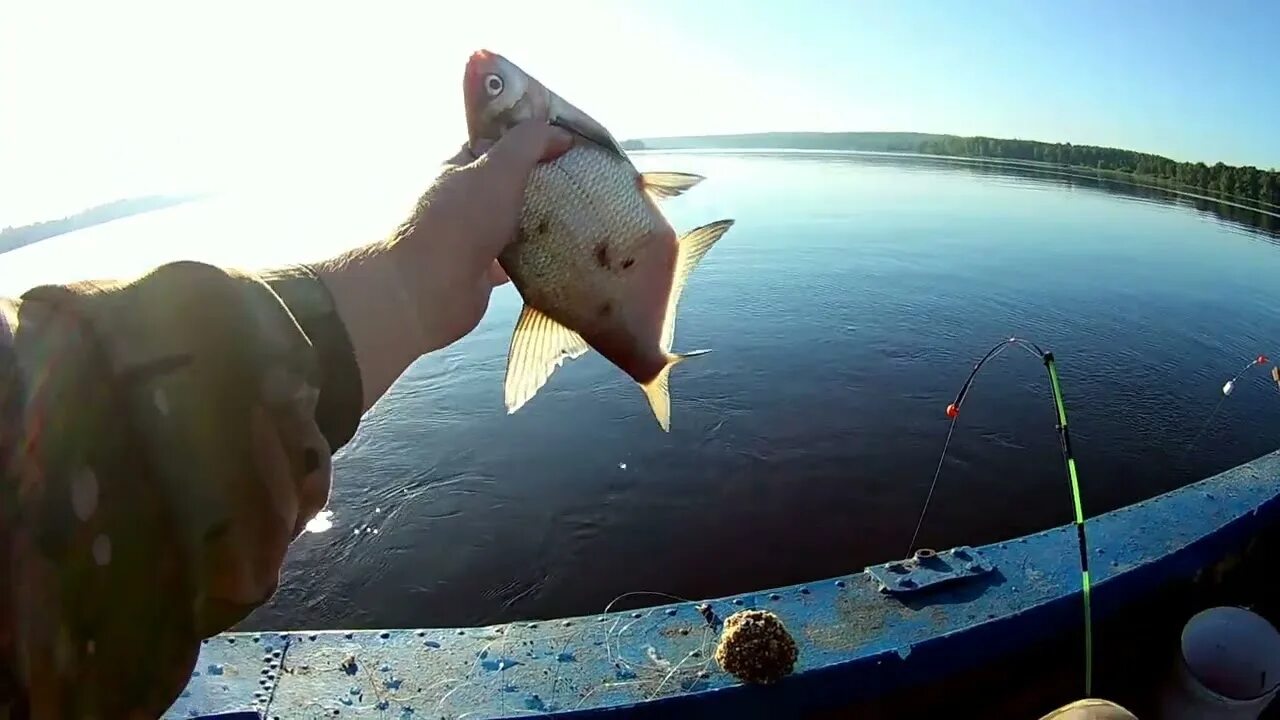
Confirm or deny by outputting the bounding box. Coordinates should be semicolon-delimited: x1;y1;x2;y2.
622;132;937;153
0;194;195;254
917;136;1279;207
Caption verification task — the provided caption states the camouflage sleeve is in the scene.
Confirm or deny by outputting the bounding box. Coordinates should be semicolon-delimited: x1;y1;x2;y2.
0;260;362;718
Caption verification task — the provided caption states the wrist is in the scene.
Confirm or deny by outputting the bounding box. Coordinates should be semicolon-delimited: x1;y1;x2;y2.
258;264;363;452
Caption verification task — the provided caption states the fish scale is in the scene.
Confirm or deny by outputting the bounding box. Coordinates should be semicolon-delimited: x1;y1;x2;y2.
502;142;663;336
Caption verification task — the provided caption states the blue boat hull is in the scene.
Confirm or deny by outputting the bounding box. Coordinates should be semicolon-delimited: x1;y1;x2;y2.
168;450;1280;719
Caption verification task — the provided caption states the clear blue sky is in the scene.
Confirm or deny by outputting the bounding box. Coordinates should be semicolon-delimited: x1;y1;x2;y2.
639;0;1280;169
3;0;1277;226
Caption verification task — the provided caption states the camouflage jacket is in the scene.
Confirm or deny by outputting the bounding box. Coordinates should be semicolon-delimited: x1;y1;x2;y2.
0;261;362;718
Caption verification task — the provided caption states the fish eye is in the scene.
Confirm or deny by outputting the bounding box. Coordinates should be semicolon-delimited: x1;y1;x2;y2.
485;74;503;97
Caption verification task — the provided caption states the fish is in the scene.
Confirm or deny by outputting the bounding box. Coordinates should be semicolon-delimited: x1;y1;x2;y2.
463;49;734;431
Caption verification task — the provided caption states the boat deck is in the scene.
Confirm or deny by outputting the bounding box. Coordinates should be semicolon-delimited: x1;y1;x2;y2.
167;451;1280;719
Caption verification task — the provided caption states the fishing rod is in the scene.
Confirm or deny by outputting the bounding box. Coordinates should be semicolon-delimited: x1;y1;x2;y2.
1182;354;1274;459
907;337;1094;696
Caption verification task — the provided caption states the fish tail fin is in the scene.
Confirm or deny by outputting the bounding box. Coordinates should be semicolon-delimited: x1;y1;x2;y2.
660;219;735;353
639;351;711;432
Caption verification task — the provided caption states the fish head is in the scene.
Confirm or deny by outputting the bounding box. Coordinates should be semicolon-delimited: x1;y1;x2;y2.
464;49;625;157
464;49;547;147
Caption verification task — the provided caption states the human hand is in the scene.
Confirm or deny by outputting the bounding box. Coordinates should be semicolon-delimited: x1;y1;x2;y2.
391;120;573;352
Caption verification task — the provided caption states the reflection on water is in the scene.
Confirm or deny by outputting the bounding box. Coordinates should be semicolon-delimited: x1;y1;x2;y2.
304;510;336;534
7;152;1280;631
942;155;1280;243
703;150;1280;244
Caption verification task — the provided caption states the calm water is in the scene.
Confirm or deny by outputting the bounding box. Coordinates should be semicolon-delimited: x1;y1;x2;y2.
7;152;1280;630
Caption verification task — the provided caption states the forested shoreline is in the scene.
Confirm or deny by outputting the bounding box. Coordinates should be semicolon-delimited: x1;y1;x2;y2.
917;136;1279;208
624;133;1280;208
0;195;196;254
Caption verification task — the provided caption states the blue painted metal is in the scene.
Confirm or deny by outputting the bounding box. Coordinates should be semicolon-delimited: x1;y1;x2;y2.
167;449;1280;719
865;546;992;594
165;633;287;719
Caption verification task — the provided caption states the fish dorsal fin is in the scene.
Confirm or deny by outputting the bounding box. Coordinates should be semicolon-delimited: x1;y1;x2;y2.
640;172;705;201
504;304;590;414
660;219;735;353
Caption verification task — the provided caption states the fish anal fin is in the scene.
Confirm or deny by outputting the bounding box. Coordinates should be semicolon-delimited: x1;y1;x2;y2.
639;172;705;201
504;305;590;414
660;219;735;353
638;351;711;432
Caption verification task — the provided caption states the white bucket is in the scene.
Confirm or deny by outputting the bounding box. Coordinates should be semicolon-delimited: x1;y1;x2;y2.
1160;606;1280;720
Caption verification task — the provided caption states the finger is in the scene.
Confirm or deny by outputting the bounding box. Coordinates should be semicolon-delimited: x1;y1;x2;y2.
444;139;496;169
484;120;574;177
444;142;475;168
537;127;574;162
487;260;510;287
461;123;572;258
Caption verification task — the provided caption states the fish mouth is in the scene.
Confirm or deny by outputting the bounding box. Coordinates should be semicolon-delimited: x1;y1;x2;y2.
467;49;494;76
463;49;498;144
464;48;496;92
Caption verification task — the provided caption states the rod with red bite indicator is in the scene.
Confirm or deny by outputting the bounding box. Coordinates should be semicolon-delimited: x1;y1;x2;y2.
908;336;1093;695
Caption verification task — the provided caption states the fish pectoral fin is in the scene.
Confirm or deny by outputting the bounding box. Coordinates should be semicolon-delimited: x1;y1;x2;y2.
640;172;705;201
504;305;590;414
660;219;735;353
639;352;710;432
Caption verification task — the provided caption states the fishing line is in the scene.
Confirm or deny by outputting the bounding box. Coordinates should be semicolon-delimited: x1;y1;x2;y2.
906;339;1029;554
602;591;696;614
908;336;1094;696
1182;355;1271;460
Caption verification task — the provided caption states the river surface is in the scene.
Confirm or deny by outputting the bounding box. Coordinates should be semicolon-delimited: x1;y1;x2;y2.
5;151;1280;630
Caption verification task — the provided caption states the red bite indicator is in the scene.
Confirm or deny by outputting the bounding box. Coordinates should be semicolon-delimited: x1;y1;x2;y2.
945;403;960;419
1259;355;1270;365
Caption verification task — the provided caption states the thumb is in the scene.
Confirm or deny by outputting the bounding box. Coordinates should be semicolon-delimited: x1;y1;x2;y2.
481;120;574;187
465;121;573;255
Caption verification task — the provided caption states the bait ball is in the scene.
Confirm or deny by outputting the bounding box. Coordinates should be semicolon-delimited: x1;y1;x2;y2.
713;609;798;685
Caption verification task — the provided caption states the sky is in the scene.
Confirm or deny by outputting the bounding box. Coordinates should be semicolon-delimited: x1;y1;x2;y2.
2;0;1278;227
